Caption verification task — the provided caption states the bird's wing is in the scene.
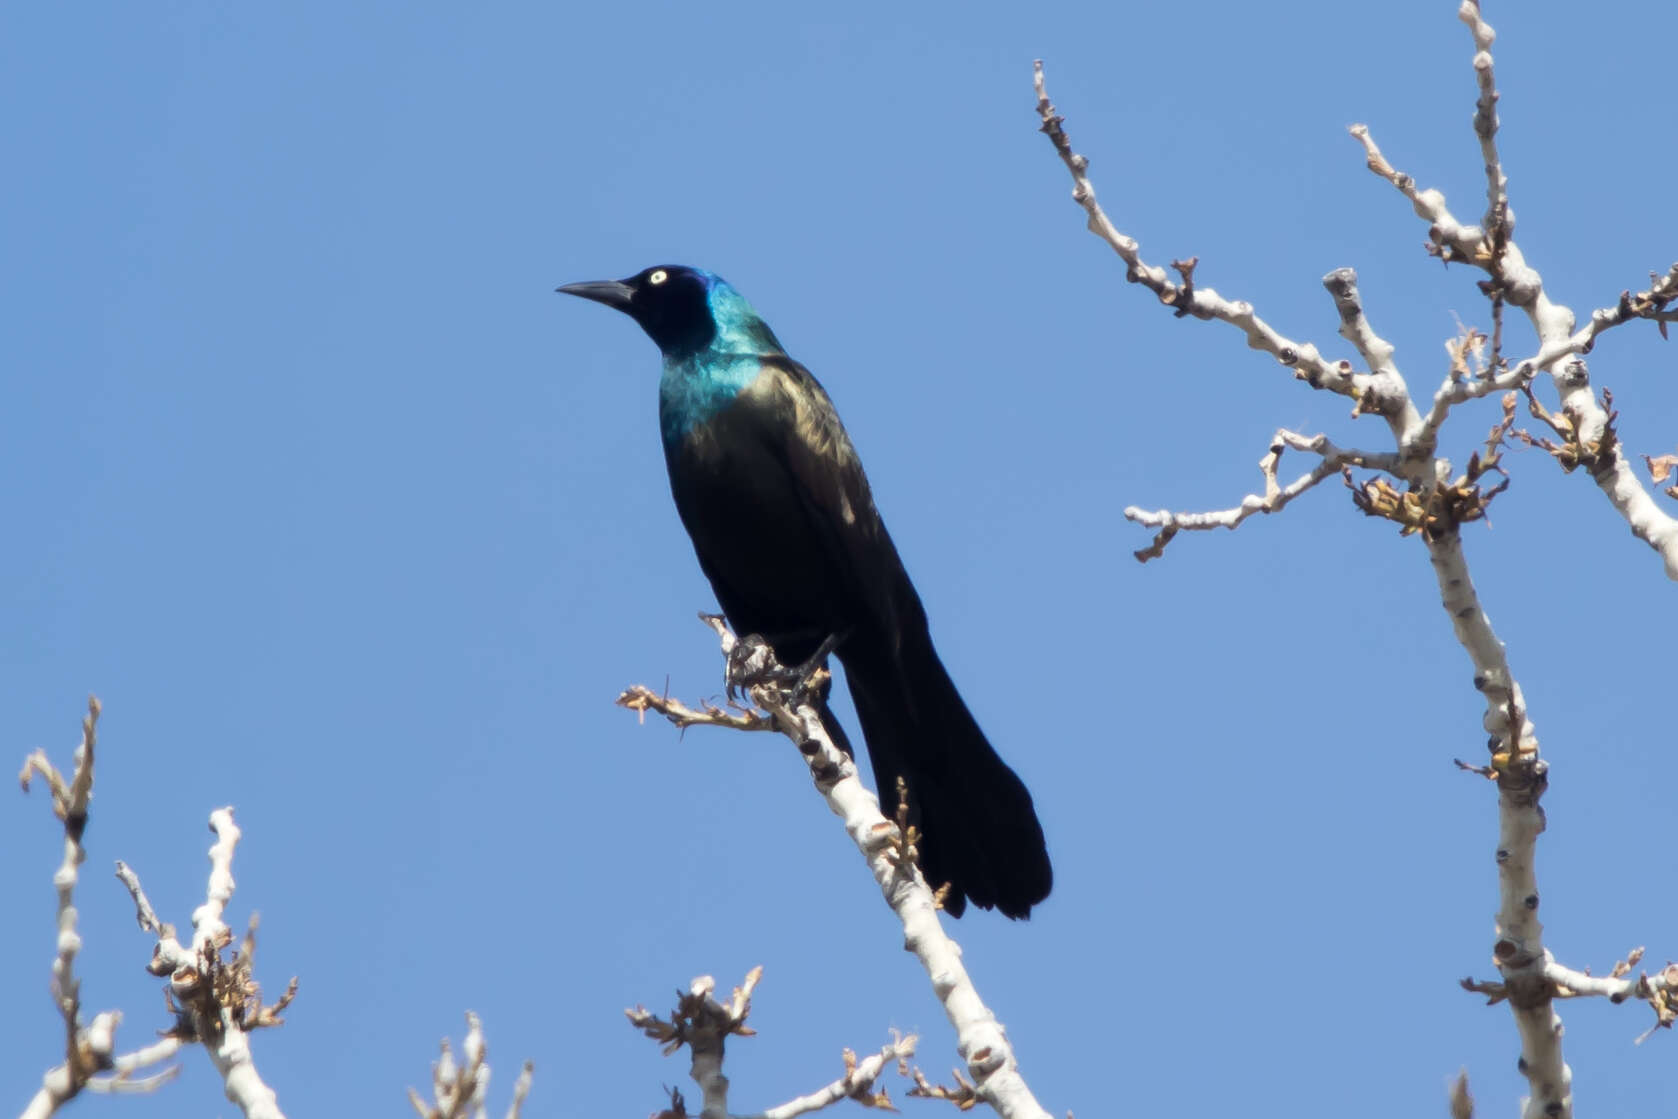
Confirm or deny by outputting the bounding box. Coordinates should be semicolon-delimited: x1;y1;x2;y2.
745;356;930;644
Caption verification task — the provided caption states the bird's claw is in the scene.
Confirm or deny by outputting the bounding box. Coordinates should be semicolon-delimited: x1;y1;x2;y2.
724;633;781;701
723;630;845;705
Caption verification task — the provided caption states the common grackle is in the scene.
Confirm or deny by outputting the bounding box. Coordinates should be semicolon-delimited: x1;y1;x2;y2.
558;265;1052;918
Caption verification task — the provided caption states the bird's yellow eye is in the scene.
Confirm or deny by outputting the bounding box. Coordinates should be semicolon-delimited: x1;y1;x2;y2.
648;269;668;286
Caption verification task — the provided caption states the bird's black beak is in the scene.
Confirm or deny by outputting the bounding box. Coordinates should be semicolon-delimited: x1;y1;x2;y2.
556;279;635;312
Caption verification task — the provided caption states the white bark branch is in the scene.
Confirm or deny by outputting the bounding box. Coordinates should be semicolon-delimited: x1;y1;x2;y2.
689;977;733;1119
1033;62;1385;412
118;810;293;1119
1122;430;1399;561
98;1035;186;1088
758;696;1046;1119
1412;263;1677;461
1425;536;1568;1118
625;970;760;1119
627;968;911;1119
19;698;182;1118
26;701;534;1118
744;1038;917;1119
1322;267;1421;440
1034;9;1676;1113
619;618;1053;1119
190;811;285;1119
1350;8;1678;578
1545;951;1678;1028
1464;949;1678;1043
407;1012;533;1119
1458;1;1509;243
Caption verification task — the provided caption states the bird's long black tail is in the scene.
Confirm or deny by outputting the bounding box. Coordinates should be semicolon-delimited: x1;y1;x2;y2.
834;630;1052;919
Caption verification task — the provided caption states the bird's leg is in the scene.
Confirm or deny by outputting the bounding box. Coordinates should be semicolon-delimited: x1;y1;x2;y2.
787;630;846;705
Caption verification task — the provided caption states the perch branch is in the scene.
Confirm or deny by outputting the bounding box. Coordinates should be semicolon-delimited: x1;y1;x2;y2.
619;620;1052;1119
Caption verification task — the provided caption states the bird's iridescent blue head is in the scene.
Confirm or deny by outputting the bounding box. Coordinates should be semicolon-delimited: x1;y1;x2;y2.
556;265;783;357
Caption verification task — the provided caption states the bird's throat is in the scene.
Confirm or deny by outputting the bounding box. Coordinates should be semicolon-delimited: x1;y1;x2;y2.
658;351;763;446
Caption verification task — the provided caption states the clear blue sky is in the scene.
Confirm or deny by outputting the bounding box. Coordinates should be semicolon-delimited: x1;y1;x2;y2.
5;2;1676;1115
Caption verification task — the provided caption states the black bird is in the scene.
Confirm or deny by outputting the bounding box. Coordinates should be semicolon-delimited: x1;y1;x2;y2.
558;265;1051;918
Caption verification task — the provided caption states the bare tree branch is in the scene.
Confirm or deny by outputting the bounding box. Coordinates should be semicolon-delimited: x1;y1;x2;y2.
25;704;537;1118
19;697;182;1118
407;1012;533;1119
627;970;762;1119
1032;62;1383;414
746;1037;916;1119
1350;3;1678;577
620;618;1053;1119
627;967;915;1119
1123;430;1400;561
117;810;292;1119
1034;6;1675;1113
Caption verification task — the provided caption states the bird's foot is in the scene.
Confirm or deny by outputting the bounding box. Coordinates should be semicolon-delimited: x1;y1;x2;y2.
723;632;781;702
723;630;845;705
